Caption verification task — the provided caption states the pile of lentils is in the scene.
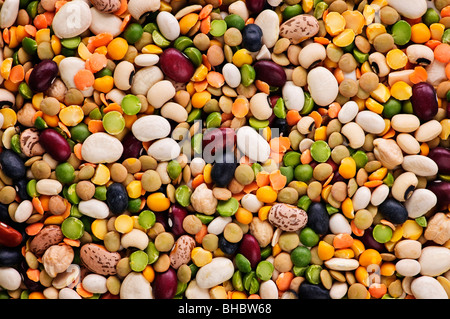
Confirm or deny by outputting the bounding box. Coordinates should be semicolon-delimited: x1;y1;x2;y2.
0;0;449;300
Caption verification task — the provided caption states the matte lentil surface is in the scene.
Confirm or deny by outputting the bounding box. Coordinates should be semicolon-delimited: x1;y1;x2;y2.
0;0;449;301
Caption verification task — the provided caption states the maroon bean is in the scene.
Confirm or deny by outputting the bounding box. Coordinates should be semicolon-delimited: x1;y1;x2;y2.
39;128;71;162
427;147;450;175
159;48;195;83
411;82;438;122
28;60;58;93
153;267;178;299
246;0;265;13
168;204;188;237
202;128;236;156
360;227;385;252
254;60;287;87
0;222;23;247
121;132;143;160
239;234;261;268
427;180;450;208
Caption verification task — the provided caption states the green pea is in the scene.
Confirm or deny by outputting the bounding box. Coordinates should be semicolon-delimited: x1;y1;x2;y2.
124;23;144;44
152;30;171;48
383;172;394;187
138;210;156;229
294;164;313;183
129;250;149;272
352;150;368;169
61;36;81;50
391;20;411;46
26;179;38;198
260;246;272;259
273;97;286;119
26;1;38;19
70;123;91;143
34;116;48;130
353;48;369;64
183;47;203;67
251;163;262;177
175;185;192;207
64;184;80;205
235;253;252;273
283;151;301;167
70;205;82;218
297;195;312;211
145;242;160;264
60;47;76;57
314;1;328;19
299;227;319;247
240;64;255;87
446;90;450;103
195;213;214;224
89;108;103;120
372;224;393;244
191;133;203;155
305;264;322;285
175;281;188;297
224;14;245;30
383;97;402;118
216;197;239;217
423;8;440;26
187;108;202;123
174;36;194;51
255;260;274;281
210;19;228;37
415;216;427;227
205;111;222;128
293;265;307;277
243;271;256;291
20;0;32;8
290;246;311;267
326;203;339;215
167;160;182;180
300;92;315;115
18;82;33;100
61;217;84;240
127;198;142;213
280;166;294;184
95;67;113;78
143;22;158;34
310;140;331;163
248;277;259;294
22;37;37;55
10;134;21;155
121;94;141;116
443;29;450;44
283;4;303;20
232;270;244;291
102;111;125;135
248;117;269;129
94;186;107;201
55;162;75;184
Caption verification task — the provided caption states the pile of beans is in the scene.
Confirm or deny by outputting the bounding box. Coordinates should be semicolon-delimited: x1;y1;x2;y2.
0;0;449;300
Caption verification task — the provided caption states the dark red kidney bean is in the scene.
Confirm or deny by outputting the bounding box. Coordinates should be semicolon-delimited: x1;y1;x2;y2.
39;128;71;162
19;260;44;291
0;149;26;180
246;0;266;13
427;180;450;208
0;247;23;266
100;292;120;299
269;95;281;107
360;227;385;252
28;60;58;92
411;82;438;122
159;48;195;83
153;267;178;299
253;60;287;87
202;128;236;156
427;147;450;175
168;204;187;237
0;222;23;247
239;234;261;269
121;132;143;160
155;211;169;229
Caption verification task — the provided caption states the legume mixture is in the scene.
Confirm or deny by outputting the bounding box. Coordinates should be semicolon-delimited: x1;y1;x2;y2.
0;0;449;300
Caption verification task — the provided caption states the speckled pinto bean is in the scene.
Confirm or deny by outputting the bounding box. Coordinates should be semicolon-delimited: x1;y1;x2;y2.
1;0;449;302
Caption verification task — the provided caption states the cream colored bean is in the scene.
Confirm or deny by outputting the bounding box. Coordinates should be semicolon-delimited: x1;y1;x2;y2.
391;114;421;133
414;120;443;142
396;133;421;154
341;122;365;149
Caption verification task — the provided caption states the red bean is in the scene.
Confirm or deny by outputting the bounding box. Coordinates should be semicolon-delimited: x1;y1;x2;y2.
411;82;438;122
254;60;287;87
427;147;450;175
427;180;450;209
168;204;188;237
239;234;261;268
153;267;178;299
246;0;265;13
28;60;59;92
159;48;195;83
202;128;236;158
39;128;71;162
0;222;23;247
121;132;143;160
